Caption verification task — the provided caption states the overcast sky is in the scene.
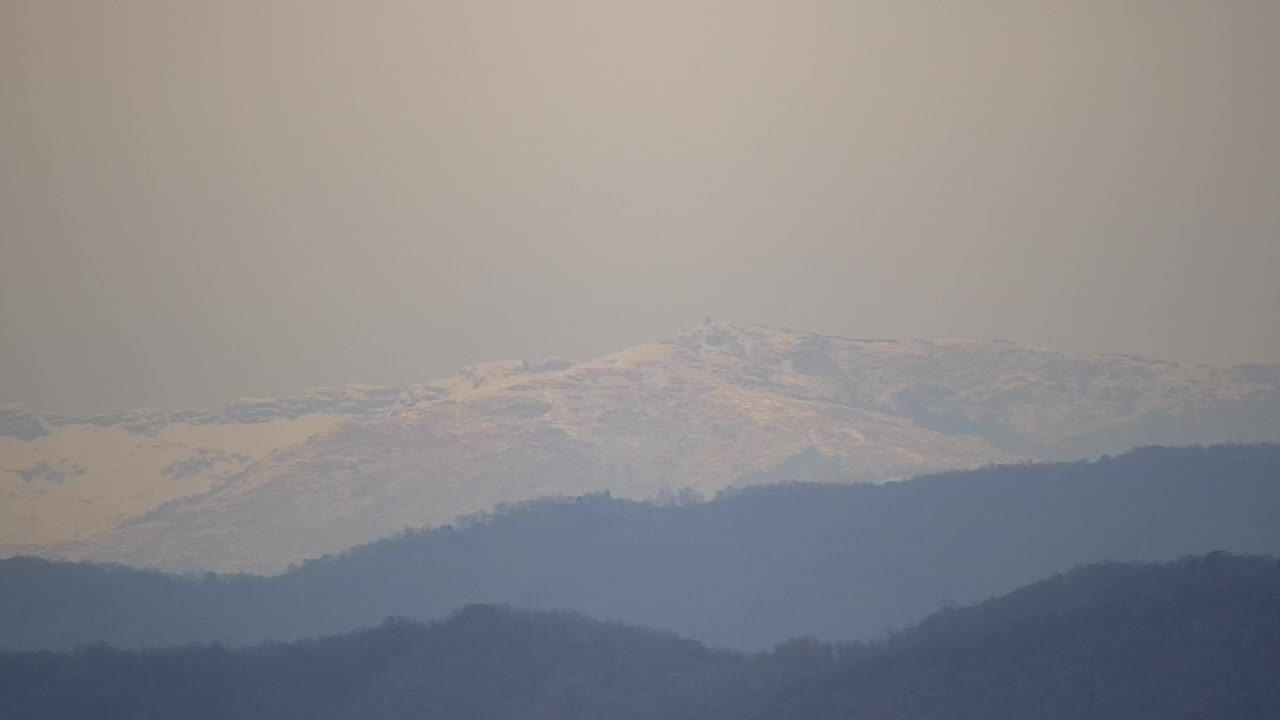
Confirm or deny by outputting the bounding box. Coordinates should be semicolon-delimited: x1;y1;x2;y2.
3;1;1278;415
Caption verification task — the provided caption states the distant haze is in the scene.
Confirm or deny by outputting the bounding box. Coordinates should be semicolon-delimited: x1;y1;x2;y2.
3;1;1278;415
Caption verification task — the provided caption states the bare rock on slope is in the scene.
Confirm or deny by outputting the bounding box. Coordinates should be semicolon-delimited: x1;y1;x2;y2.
6;323;1279;572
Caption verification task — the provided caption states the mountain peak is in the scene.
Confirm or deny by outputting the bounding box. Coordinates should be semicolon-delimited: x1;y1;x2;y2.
4;326;1278;572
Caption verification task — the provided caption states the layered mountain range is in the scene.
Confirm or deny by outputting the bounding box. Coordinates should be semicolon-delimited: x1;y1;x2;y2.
4;445;1277;652
5;554;1279;720
4;323;1278;572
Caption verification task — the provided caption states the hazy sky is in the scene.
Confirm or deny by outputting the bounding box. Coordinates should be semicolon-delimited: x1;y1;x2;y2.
3;1;1278;415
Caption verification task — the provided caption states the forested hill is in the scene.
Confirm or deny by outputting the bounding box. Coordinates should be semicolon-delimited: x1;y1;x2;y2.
2;555;1278;720
0;606;743;720
2;444;1279;651
705;553;1280;720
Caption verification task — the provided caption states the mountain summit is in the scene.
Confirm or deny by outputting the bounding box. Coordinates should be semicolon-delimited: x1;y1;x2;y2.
4;324;1278;572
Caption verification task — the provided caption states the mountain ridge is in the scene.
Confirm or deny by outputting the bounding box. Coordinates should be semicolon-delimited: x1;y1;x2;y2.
3;444;1277;651
4;553;1279;720
4;323;1278;571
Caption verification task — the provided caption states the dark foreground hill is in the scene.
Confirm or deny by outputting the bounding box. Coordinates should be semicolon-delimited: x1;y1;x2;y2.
2;444;1279;651
705;553;1280;720
3;555;1279;720
0;606;742;720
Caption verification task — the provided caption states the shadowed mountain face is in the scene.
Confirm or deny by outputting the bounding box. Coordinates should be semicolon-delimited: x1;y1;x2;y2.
4;324;1278;572
2;445;1277;652
3;555;1279;720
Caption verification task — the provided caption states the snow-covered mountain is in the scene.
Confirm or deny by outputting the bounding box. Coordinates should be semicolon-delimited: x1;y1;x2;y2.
4;323;1277;572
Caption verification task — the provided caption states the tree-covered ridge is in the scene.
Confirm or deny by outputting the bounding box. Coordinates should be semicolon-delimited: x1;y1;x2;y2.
710;554;1280;720
2;444;1278;652
3;554;1278;720
0;606;742;720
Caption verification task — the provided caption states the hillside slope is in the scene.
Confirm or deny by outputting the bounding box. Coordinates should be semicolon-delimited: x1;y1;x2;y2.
0;606;742;720
3;554;1278;720
5;323;1278;571
3;444;1277;651
709;554;1280;720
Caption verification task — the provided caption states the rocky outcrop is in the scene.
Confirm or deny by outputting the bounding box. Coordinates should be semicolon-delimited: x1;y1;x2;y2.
0;406;49;440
